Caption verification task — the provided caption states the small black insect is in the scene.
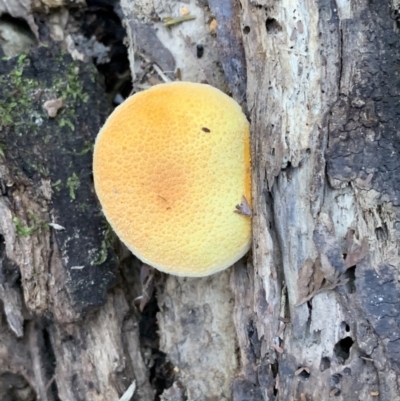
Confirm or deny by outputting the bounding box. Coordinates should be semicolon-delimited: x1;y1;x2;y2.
202;127;211;133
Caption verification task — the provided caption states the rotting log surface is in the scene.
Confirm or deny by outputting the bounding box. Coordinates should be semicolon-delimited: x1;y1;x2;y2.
0;46;153;401
1;0;400;400
240;0;400;399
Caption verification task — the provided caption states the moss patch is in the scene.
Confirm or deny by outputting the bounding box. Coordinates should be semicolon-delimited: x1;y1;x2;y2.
0;46;117;312
13;213;49;237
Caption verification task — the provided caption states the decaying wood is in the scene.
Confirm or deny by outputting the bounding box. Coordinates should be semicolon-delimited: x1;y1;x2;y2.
0;47;153;400
124;0;400;399
241;0;400;399
207;0;247;105
1;0;400;399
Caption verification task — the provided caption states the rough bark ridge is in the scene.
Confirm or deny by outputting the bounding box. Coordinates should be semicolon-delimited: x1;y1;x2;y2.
124;0;400;398
1;0;400;400
240;0;400;399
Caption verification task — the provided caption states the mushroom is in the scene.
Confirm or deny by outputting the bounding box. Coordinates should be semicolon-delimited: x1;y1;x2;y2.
93;82;251;277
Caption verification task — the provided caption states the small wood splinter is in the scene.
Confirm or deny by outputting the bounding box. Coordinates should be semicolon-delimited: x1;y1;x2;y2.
163;15;196;27
235;195;252;217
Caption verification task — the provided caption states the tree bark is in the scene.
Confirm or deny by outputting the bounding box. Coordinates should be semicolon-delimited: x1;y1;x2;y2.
1;0;400;400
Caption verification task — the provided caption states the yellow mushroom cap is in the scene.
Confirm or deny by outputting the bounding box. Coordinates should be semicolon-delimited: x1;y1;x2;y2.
93;82;251;277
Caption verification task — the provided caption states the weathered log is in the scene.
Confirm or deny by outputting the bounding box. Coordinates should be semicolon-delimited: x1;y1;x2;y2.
1;0;400;400
0;46;153;400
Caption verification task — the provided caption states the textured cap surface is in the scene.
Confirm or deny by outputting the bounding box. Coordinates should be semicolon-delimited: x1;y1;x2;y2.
93;82;251;276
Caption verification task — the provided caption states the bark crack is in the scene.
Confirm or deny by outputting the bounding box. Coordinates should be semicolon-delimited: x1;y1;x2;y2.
338;25;344;94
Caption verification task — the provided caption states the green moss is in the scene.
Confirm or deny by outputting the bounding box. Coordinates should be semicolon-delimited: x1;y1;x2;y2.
0;51;90;136
92;240;108;265
13;212;49;237
58;117;75;130
52;62;90;132
58;64;90;103
66;173;80;200
92;224;115;266
29;212;49;232
0;54;31;130
77;203;89;213
0;49;98;190
103;223;115;248
51;179;62;191
0;48;117;295
74;141;94;156
12;217;35;237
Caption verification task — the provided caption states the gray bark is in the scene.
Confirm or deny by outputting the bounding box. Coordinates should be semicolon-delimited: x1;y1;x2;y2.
1;0;400;400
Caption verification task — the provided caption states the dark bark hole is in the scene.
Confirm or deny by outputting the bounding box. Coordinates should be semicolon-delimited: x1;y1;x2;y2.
196;44;204;58
0;236;20;286
139;292;175;397
265;18;282;34
75;0;133;102
149;351;176;398
0;234;4;257
330;373;342;385
271;360;279;378
270;362;280;396
343;266;356;293
281;161;292;172
41;327;60;400
375;225;388;241
297;368;310;380
247;320;261;357
333;337;354;363
319;356;331;372
243;26;251;34
343;367;352;376
390;9;400;30
340;321;350;332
